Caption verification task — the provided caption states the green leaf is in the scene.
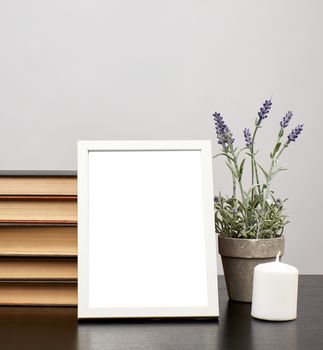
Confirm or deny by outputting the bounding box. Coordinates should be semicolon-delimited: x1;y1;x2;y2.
257;162;269;181
225;161;239;179
239;158;246;180
237;200;246;211
213;153;235;162
245;184;260;198
272;167;288;177
254;117;258;126
235;147;248;160
246;150;259;158
272;142;282;158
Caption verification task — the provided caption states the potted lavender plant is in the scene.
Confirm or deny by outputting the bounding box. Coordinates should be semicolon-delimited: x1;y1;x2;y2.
213;100;303;302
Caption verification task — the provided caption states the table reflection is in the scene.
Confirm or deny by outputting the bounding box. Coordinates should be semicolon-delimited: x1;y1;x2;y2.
0;280;300;350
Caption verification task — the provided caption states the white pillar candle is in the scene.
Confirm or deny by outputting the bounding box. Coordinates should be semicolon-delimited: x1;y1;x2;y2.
251;251;298;321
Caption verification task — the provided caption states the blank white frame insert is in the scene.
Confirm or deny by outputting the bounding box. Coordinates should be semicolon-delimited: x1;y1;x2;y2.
78;140;219;319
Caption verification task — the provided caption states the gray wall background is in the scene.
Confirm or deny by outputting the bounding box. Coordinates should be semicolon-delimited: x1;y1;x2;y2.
1;0;322;273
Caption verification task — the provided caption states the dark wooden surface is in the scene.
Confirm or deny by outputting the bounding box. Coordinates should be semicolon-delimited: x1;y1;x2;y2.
0;276;322;350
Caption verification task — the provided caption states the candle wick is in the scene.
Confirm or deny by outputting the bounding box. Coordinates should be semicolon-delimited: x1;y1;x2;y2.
276;251;281;262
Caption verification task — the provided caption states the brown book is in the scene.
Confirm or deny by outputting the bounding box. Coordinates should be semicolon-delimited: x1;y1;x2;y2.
0;197;77;224
0;258;77;280
0;282;77;305
0;174;77;196
0;226;77;256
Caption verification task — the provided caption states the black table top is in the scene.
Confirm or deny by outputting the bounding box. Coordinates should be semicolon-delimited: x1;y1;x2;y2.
0;276;322;350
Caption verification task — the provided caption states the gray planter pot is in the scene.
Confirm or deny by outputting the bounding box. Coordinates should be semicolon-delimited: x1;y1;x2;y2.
218;235;285;303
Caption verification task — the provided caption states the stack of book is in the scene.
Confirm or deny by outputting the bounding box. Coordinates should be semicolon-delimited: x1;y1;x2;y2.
0;171;77;305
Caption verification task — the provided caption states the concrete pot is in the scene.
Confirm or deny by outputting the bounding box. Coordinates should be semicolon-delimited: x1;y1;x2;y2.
218;235;285;303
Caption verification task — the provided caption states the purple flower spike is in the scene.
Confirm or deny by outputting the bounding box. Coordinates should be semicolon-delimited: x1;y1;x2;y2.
257;99;272;125
243;128;252;147
213;112;235;147
280;111;293;128
286;124;304;144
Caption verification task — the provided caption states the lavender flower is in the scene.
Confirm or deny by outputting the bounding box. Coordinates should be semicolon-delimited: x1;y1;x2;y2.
280;111;293;128
257;99;272;125
286;124;304;144
243;128;252;147
213;112;234;147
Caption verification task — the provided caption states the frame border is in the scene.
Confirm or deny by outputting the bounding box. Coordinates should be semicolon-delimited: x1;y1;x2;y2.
78;140;219;319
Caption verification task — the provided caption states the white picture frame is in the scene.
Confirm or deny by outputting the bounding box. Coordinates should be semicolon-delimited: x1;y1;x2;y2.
77;140;219;319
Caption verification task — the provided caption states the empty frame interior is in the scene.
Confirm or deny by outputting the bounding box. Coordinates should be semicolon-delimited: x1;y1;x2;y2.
78;141;218;318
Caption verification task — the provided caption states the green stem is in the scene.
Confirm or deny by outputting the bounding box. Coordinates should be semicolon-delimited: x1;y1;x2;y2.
250;126;261;199
229;144;246;206
232;176;237;198
263;142;287;207
213;151;237;198
223;145;237;199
